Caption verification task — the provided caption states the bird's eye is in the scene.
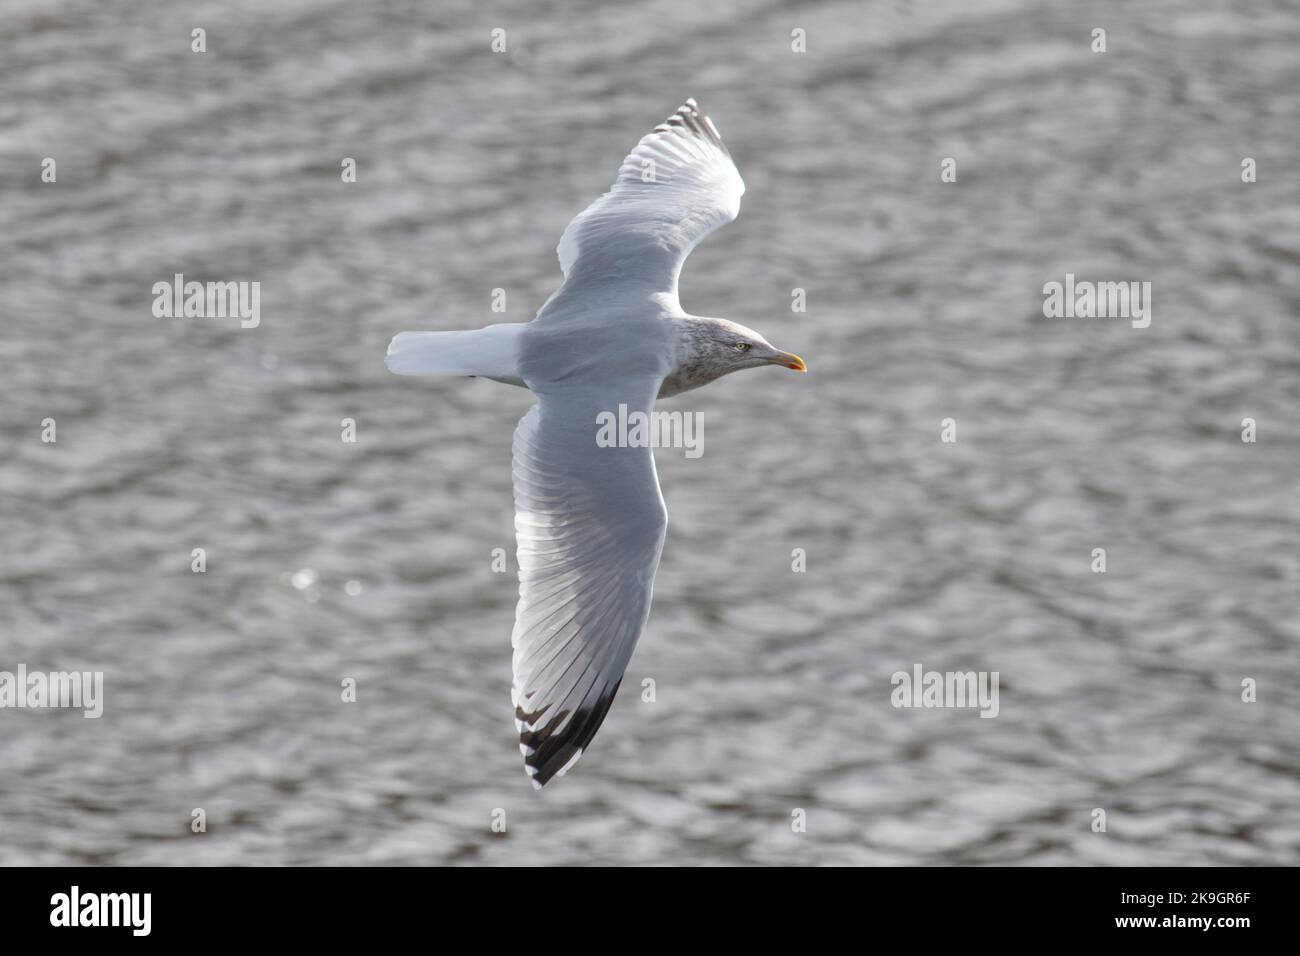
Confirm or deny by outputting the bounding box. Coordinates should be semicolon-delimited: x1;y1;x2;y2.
733;342;752;352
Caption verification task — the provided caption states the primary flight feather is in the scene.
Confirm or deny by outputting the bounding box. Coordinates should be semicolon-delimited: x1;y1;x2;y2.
387;99;806;787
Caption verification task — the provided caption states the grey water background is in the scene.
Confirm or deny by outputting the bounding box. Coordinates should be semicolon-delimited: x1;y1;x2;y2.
1;0;1298;866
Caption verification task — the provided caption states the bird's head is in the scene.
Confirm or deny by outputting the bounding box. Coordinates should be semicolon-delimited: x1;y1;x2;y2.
688;317;806;375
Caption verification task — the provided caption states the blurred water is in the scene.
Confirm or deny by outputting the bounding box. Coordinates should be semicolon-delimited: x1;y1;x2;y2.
1;0;1298;865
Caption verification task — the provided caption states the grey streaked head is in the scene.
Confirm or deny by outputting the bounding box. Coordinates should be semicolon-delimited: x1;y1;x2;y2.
660;316;806;397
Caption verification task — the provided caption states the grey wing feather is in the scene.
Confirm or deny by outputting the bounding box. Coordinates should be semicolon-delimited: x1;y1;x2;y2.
544;98;745;312
510;382;667;786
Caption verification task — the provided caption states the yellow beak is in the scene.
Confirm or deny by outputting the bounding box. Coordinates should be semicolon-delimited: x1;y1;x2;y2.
777;352;807;372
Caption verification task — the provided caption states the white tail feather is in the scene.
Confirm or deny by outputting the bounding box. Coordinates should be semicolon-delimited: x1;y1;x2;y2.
385;323;524;380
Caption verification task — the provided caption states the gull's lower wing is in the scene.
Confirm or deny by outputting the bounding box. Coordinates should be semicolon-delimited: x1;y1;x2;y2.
510;382;667;787
541;98;745;314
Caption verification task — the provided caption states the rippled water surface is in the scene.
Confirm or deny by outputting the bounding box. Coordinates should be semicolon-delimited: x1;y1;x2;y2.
2;0;1299;865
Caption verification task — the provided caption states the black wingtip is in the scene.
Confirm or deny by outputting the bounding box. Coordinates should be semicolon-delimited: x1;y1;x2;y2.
519;680;623;787
658;98;726;152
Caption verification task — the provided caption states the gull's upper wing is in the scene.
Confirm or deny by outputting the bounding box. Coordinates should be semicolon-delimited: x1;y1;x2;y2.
510;380;667;787
543;98;745;313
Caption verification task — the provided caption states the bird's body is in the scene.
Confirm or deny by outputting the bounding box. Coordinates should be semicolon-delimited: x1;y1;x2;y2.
387;99;804;787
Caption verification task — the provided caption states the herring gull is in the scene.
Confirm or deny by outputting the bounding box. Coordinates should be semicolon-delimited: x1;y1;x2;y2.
386;98;806;787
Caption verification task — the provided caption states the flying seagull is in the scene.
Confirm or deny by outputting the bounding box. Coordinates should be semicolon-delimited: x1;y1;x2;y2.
386;98;806;787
